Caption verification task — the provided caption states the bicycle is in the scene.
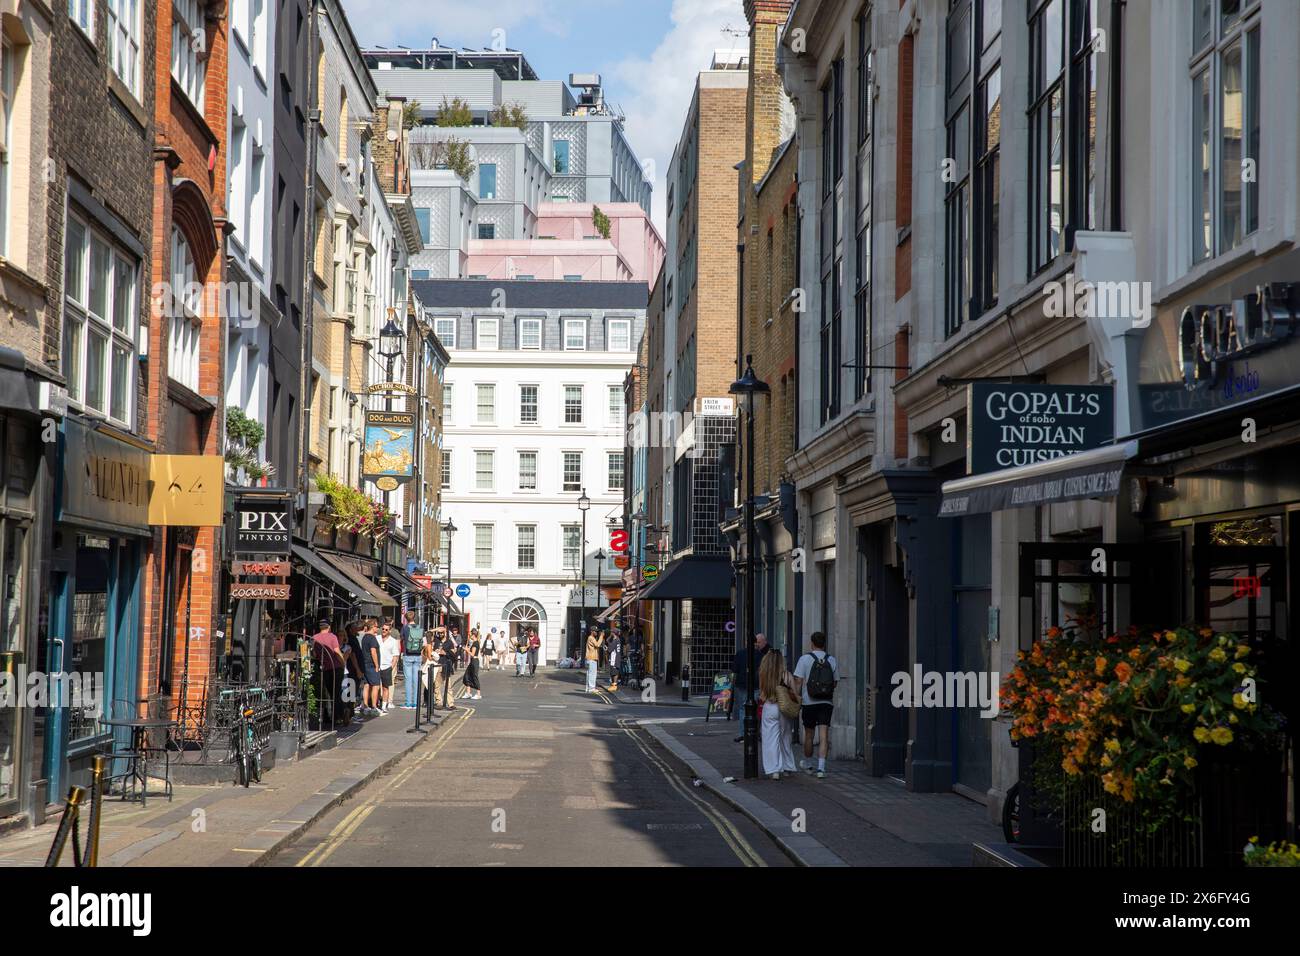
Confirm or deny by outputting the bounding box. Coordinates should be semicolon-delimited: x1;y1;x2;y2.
230;689;266;787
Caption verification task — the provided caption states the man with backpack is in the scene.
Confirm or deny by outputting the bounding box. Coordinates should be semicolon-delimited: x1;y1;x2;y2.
792;631;838;778
399;610;426;709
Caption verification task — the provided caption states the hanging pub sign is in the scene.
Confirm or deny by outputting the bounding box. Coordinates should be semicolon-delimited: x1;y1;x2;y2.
967;383;1114;475
362;410;416;486
231;492;293;556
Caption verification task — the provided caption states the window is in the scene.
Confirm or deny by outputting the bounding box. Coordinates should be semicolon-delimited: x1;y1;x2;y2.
607;451;624;491
519;384;538;423
415;207;431;245
1191;2;1260;261
519;317;541;349
168;227;202;392
106;0;141;95
553;140;570;174
608;384;624;428
518;450;537;490
563;318;587;350
413;269;430;280
62;212;138;426
563;385;583;424
476;383;496;424
562;523;581;569
172;0;208;109
475;317;499;350
442;382;453;424
477;223;495;240
606;318;631;351
68;0;93;36
517;524;536;570
441;450;451;489
478;163;497;199
474;524;493;569
562;451;582;492
434;316;456;348
0;38;12;257
1027;0;1099;274
475;449;494;490
819;58;844;425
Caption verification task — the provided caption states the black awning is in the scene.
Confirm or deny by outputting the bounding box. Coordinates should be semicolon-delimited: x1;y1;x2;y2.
292;544;365;600
318;551;397;609
639;557;733;601
383;565;420;597
939;441;1138;516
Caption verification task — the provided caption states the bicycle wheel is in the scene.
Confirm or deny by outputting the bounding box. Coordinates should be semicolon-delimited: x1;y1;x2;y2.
1001;782;1021;843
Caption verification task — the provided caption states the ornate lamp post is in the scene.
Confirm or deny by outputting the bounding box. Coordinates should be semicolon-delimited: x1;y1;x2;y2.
441;517;457;623
730;355;769;780
375;313;406;595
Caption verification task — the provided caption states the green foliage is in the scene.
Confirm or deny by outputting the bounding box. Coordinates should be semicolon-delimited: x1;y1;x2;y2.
489;101;528;131
314;474;394;539
225;408;272;484
434;96;474;127
402;100;423;130
591;204;612;240
1244;837;1300;866
410;135;476;182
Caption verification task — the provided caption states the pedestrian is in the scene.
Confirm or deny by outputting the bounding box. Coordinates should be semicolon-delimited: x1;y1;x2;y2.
341;621;365;715
310;618;345;726
360;619;384;717
583;628;605;693
606;631;621;690
461;631;482;700
491;628;505;669
731;633;770;739
436;626;458;710
378;618;401;713
792;631;839;778
527;628;540;676
759;650;798;779
513;629;528;677
399;610;426;710
483;629;497;671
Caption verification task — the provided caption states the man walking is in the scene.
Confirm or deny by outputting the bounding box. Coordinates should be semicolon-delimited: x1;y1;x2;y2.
792;631;838;778
358;620;383;716
310;618;345;724
513;630;528;677
584;628;605;693
399;611;426;710
378;619;401;713
436;626;458;710
527;628;540;677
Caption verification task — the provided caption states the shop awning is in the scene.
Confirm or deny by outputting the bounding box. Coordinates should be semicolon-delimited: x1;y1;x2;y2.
383;565;421;598
638;557;733;601
939;441;1139;516
292;544;366;601
318;551;397;609
596;591;636;623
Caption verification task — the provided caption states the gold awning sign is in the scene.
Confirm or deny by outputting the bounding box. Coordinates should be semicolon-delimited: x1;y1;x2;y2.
148;455;225;526
366;381;416;395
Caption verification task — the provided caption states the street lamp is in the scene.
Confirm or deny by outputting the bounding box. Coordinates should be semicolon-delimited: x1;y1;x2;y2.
595;548;607;627
629;505;647;643
376;312;406;595
730;354;769;781
577;489;591;654
441;517;457;625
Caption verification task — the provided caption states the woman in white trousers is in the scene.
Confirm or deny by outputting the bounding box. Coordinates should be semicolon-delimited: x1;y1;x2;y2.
759;650;797;779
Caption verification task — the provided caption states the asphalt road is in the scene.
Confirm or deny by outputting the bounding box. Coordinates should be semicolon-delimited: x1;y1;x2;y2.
271;665;791;867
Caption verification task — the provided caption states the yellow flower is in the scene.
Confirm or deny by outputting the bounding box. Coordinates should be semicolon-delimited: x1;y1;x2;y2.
1094;656;1108;676
1233;693;1247;710
1229;713;1239;724
1198;627;1213;638
1104;738;1121;753
1193;726;1211;743
1100;754;1112;768
1208;647;1227;663
1235;644;1250;659
1232;662;1246;674
1181;703;1196;714
1184;755;1198;770
1174;658;1191;673
1210;726;1234;745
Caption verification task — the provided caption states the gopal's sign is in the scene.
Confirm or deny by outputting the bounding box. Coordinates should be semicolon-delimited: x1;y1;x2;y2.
967;383;1114;474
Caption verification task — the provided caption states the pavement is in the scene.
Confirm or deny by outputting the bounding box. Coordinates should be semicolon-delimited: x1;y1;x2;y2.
641;705;1004;866
0;673;463;868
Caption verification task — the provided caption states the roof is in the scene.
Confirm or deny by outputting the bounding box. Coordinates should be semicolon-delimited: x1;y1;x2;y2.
412;279;648;310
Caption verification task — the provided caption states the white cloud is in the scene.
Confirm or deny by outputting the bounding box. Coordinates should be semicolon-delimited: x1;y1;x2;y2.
339;0;566;50
607;0;746;234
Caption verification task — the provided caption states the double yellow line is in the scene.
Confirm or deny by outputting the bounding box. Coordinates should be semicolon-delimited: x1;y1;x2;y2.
296;708;474;867
615;716;766;867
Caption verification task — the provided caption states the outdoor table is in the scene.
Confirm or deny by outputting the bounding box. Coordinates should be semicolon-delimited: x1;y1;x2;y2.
98;716;177;807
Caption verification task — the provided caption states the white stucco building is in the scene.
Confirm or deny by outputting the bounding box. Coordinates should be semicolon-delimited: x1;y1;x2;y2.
415;278;648;662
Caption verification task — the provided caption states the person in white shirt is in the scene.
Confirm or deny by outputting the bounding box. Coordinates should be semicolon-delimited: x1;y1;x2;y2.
377;619;402;713
792;631;838;778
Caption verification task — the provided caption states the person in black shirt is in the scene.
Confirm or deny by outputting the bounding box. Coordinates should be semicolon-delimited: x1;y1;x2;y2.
732;632;770;739
436;629;457;710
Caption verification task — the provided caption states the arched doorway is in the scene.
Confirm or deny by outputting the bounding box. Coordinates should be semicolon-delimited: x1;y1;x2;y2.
502;598;547;661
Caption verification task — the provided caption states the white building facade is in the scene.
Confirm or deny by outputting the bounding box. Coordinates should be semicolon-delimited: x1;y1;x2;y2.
415;279;647;662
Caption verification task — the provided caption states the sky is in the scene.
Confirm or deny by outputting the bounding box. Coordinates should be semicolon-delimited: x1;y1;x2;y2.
340;0;752;232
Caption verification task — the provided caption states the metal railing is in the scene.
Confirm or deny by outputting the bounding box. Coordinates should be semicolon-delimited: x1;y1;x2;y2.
44;755;107;868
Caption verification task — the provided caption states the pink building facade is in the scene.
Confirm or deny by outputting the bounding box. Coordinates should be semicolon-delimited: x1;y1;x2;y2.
465;203;664;288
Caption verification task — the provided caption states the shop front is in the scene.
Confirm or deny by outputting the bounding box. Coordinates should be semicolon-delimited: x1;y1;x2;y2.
42;416;151;802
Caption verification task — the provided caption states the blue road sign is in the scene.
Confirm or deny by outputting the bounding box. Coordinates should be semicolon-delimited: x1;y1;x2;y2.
455;583;471;598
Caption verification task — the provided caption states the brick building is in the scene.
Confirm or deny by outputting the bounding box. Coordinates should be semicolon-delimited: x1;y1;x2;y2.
638;54;747;694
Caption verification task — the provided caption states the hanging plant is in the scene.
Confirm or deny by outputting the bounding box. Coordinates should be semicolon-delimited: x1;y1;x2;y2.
313;474;394;539
225;408;274;485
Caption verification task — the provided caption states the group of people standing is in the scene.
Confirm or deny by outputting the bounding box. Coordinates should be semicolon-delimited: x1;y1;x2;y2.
732;631;839;781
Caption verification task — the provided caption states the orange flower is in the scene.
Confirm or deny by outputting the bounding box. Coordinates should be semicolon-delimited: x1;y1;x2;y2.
1115;661;1133;684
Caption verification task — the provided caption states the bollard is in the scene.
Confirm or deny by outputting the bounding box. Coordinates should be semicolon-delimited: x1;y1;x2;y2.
84;755;107;867
681;665;690;702
44;786;86;868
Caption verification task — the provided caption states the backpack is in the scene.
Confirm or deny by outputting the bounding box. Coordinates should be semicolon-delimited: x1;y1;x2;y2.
403;624;425;656
805;651;836;701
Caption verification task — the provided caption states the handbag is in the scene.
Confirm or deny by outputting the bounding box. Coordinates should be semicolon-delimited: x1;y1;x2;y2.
776;683;801;720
